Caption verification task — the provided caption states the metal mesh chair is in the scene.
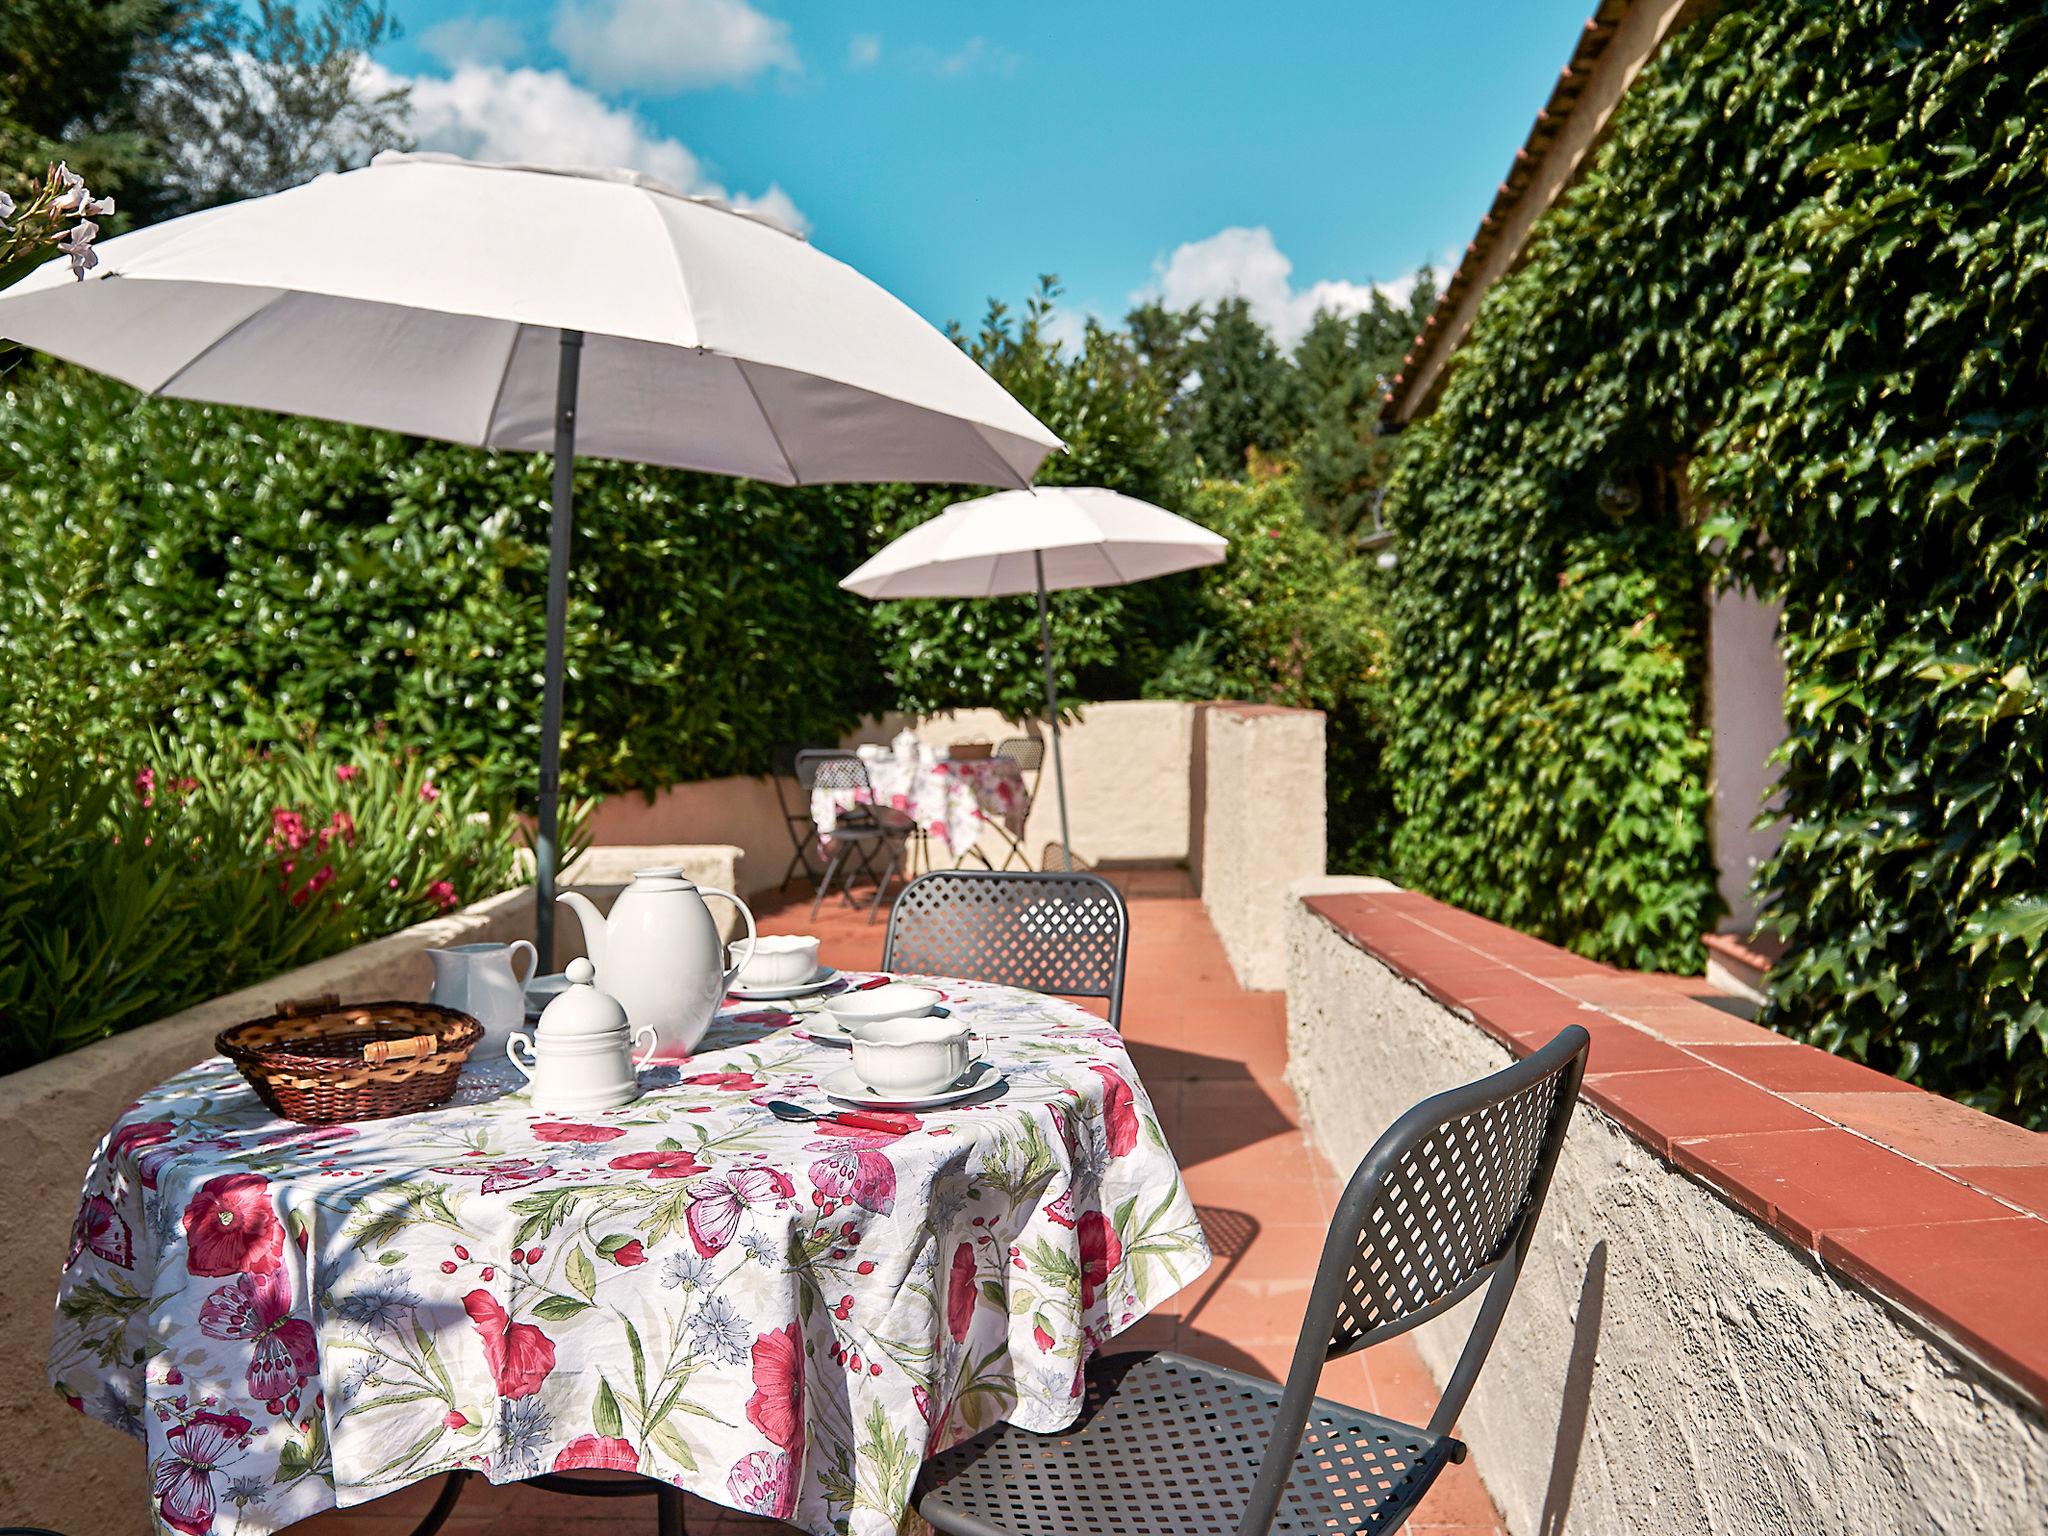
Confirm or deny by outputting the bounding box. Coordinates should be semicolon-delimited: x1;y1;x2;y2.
771;742;826;891
882;869;1129;1028
797;749;911;921
991;738;1045;869
914;1025;1590;1536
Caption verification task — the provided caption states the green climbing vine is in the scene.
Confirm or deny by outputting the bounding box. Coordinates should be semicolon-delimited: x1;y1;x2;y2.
1387;0;2047;1123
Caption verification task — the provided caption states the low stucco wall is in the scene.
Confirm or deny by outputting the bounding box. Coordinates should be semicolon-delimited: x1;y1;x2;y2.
1282;881;2048;1535
1196;705;1326;990
0;845;738;1534
585;701;1203;889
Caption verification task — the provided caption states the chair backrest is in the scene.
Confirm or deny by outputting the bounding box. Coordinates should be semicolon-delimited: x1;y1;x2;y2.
995;736;1045;772
1238;1026;1589;1535
795;749;870;796
882;870;1129;1027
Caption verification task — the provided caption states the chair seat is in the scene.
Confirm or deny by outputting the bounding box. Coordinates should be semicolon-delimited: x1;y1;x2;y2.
915;1351;1461;1536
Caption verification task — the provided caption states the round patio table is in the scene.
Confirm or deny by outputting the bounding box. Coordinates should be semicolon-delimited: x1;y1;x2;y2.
814;751;1029;859
51;976;1208;1536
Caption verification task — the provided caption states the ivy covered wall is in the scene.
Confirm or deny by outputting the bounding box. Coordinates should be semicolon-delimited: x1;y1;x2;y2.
1386;0;2046;1123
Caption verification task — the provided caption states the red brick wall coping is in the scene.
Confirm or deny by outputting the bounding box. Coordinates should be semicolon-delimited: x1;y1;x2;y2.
1303;890;2048;1411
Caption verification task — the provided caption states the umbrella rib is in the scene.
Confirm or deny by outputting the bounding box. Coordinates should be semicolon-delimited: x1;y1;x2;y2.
735;360;803;486
147;288;291;398
477;321;526;448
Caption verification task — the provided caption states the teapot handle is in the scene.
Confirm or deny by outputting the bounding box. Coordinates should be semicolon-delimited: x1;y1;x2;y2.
701;886;758;992
506;1032;537;1080
631;1023;660;1071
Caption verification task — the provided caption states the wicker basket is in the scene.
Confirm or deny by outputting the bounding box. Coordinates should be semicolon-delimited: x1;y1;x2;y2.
217;996;484;1124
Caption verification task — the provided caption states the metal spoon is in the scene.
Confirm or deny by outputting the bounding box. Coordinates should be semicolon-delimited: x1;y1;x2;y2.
764;1100;913;1134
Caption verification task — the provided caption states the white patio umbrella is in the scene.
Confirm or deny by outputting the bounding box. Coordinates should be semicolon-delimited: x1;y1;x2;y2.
0;151;1062;963
840;485;1227;868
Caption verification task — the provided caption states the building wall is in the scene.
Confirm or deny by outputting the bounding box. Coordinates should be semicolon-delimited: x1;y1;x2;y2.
1706;586;1789;933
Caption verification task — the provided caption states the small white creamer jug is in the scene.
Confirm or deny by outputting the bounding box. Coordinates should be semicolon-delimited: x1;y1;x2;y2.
506;958;656;1112
428;940;537;1061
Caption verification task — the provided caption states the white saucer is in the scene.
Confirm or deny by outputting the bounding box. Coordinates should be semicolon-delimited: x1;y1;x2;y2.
795;1025;853;1048
730;967;841;1002
823;1060;1004;1110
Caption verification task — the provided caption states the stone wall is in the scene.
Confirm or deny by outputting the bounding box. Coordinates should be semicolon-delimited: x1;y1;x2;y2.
0;845;738;1534
1283;879;2048;1535
1194;705;1326;990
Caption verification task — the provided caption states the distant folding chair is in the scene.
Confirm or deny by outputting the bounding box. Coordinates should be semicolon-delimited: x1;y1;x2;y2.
798;749;912;922
988;737;1044;870
914;1025;1591;1536
883;869;1128;1028
771;742;826;891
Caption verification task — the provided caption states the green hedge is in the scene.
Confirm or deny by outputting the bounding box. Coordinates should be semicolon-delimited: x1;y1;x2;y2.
1386;0;2047;1122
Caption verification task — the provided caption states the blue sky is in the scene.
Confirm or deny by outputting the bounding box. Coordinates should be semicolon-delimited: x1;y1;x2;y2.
371;0;1593;344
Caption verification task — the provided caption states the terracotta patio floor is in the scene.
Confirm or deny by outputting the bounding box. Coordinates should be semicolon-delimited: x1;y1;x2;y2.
305;866;1507;1536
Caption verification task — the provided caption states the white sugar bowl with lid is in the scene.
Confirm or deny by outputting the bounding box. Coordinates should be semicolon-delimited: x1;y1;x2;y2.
506;958;657;1112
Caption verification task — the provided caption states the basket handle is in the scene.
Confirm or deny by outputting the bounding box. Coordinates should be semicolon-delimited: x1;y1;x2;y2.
276;993;342;1018
362;1035;440;1065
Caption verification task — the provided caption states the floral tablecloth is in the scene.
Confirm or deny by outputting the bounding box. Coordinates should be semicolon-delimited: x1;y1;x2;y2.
51;978;1207;1536
813;753;1029;857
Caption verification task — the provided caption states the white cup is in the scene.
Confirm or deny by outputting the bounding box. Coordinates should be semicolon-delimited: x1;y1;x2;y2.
733;934;821;988
849;1016;976;1098
823;982;942;1026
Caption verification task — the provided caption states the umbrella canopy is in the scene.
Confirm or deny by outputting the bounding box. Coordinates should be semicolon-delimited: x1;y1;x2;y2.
0;152;1062;962
840;485;1225;599
0;152;1059;486
841;487;1227;867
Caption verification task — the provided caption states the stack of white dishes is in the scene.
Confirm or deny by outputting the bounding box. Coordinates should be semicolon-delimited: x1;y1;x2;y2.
814;983;1001;1108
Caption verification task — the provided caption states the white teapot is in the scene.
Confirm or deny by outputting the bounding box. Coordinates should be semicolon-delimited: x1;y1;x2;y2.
507;958;655;1111
557;868;757;1061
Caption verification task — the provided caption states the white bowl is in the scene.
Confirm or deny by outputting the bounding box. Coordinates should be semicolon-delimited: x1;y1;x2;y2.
849;1016;975;1098
822;982;942;1026
732;934;820;988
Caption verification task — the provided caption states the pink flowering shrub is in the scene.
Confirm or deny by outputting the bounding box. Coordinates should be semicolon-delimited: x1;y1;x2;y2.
0;733;588;1071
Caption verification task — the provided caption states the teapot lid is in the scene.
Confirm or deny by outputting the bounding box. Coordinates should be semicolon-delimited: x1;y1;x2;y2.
630;866;697;891
537;957;630;1037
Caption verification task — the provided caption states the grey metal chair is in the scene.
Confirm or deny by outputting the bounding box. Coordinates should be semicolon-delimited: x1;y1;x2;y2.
883;869;1128;1028
771;742;826;891
797;749;911;922
991;737;1045;870
913;1025;1591;1536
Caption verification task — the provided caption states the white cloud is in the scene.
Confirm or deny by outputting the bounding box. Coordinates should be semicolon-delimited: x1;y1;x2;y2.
419;14;526;68
549;0;797;92
848;33;881;68
367;62;808;233
1137;225;1449;347
903;36;1021;78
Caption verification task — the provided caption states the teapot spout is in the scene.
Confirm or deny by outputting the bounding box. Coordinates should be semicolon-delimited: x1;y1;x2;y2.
556;891;607;975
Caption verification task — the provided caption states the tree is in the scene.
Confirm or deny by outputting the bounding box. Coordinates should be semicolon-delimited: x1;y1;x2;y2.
135;0;410;218
1180;295;1302;474
0;0;167;199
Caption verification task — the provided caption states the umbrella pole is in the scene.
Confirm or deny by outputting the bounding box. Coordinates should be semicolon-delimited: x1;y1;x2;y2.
1033;553;1073;871
535;328;584;971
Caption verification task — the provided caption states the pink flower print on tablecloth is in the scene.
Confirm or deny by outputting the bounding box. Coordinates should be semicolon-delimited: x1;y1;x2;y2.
1078;1210;1123;1310
608;1148;709;1181
152;1409;253;1535
555;1433;638;1472
464;1290;556;1399
69;1194;134;1269
198;1268;318;1404
946;1243;976;1341
1088;1065;1139;1158
743;1322;805;1507
686;1167;795;1257
181;1173;283;1276
684;1071;764;1092
531;1122;626;1143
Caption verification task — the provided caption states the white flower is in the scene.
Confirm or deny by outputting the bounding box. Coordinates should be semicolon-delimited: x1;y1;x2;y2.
0;190;15;223
49;162;86;214
57;218;99;279
687;1294;751;1365
661;1252;712;1290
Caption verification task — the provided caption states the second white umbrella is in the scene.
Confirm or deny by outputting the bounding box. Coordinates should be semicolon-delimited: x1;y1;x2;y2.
841;487;1227;866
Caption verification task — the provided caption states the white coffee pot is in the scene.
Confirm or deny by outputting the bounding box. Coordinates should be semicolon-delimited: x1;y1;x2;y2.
506;958;655;1111
556;868;757;1060
427;941;537;1061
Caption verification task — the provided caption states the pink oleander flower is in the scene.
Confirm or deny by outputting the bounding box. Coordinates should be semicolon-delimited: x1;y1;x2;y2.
335;764;361;782
426;880;458;911
270;809;308;852
135;766;157;803
419;781;440;802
